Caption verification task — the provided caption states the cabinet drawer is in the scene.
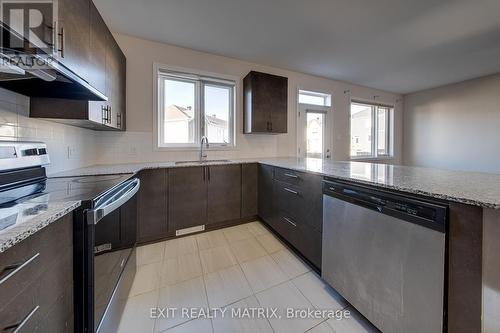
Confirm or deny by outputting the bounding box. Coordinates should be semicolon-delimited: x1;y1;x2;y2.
273;211;300;250
274;168;304;186
273;180;304;223
0;215;72;306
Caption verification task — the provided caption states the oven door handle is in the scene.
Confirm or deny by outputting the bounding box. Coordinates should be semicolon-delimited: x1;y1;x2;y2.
87;178;140;225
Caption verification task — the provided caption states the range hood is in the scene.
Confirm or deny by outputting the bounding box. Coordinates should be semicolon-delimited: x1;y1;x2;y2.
0;22;106;101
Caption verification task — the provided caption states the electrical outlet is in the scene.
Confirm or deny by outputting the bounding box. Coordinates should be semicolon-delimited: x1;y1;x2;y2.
67;146;77;159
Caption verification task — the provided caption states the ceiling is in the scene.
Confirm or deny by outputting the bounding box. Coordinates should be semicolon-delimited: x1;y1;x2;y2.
94;0;500;94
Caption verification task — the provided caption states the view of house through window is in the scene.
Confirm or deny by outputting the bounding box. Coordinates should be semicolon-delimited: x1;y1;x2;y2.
350;101;393;158
306;112;325;158
158;69;235;147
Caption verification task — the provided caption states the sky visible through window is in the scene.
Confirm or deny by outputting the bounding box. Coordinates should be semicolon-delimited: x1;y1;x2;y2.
164;80;229;121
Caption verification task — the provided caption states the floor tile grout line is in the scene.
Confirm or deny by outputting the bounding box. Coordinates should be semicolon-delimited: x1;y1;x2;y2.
199;263;216;333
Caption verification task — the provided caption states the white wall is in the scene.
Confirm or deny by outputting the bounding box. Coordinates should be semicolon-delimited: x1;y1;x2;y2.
0;88;97;175
403;73;500;174
95;34;403;164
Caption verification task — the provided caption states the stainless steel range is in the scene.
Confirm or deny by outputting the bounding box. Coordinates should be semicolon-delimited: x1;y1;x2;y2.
0;141;140;333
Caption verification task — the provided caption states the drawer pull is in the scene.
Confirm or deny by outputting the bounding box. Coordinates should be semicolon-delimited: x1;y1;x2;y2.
3;305;39;333
283;187;299;195
283;173;298;179
0;252;40;286
283;216;297;227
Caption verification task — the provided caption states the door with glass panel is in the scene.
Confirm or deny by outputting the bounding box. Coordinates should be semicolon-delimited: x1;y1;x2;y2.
297;90;332;159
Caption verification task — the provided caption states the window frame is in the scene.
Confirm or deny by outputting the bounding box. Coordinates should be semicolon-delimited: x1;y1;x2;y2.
349;99;394;160
154;63;237;150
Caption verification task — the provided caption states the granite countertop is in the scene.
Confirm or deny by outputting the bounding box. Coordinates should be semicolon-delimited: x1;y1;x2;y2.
50;157;500;209
0;194;80;253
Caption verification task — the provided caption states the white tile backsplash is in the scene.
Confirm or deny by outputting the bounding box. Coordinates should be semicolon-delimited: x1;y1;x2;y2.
0;88;97;175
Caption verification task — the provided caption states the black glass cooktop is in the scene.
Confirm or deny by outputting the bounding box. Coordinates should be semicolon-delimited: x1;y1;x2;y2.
45;174;134;203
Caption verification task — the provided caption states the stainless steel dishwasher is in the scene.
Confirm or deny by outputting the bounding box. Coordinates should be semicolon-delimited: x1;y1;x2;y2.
322;179;447;333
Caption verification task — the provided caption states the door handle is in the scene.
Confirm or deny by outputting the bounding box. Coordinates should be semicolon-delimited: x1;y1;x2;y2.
283;216;297;227
2;305;39;333
283;187;299;195
0;252;40;285
283;173;298;179
207;166;211;182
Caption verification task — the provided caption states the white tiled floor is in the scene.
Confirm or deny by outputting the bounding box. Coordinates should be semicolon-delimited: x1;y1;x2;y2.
116;221;380;333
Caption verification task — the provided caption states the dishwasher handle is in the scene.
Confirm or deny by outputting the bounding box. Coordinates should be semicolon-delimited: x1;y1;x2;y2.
323;179;447;232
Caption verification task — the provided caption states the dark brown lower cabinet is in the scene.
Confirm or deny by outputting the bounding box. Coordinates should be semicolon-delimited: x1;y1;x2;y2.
137;169;168;243
0;214;74;332
207;165;241;224
258;164;274;223
258;165;323;269
241;163;258;218
168;167;207;232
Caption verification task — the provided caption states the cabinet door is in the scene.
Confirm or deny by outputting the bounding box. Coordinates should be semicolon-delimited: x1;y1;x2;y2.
269;75;288;133
57;0;91;78
243;71;287;133
241;163;258;218
137;169;167;243
88;1;106;94
258;164;274;224
88;1;107;124
106;35;126;130
168;167;207;231
207;165;241;224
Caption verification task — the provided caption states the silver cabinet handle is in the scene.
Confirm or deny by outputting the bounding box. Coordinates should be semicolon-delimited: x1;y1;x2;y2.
283;216;297;227
0;252;40;286
283;187;298;195
3;305;40;333
284;173;298;179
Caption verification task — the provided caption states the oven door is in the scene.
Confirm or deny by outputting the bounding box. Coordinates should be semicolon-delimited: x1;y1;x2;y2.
85;178;140;332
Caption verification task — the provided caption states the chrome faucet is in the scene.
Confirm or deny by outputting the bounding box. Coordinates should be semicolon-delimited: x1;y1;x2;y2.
200;136;209;161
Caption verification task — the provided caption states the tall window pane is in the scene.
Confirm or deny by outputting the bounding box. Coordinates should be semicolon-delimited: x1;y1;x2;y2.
163;78;196;144
377;107;388;155
204;84;231;144
306;112;324;158
350;103;373;157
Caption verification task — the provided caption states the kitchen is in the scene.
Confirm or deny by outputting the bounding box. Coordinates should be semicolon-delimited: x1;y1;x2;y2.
0;1;499;333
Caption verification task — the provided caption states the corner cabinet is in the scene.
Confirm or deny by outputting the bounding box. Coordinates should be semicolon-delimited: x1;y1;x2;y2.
243;71;288;134
29;0;126;131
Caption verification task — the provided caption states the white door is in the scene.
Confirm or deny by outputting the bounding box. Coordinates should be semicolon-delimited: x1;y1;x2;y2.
297;104;332;159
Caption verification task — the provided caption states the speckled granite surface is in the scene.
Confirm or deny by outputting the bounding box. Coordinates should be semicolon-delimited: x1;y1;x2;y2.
50;157;500;209
49;159;259;177
0;194;80;253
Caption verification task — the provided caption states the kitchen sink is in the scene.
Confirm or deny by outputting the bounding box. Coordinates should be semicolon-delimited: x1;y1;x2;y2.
175;159;232;165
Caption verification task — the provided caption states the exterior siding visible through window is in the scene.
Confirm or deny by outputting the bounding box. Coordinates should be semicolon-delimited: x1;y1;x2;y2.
156;67;236;148
350;101;393;158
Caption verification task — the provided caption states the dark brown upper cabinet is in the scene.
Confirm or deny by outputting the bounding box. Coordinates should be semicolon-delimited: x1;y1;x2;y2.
56;0;92;79
29;0;126;131
243;71;288;134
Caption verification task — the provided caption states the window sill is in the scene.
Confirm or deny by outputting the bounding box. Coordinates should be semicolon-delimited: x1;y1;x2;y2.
349;156;394;162
154;145;237;152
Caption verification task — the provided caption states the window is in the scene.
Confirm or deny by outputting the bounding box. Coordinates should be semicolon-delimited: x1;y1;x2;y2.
350;101;393;158
299;90;331;107
157;68;235;148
